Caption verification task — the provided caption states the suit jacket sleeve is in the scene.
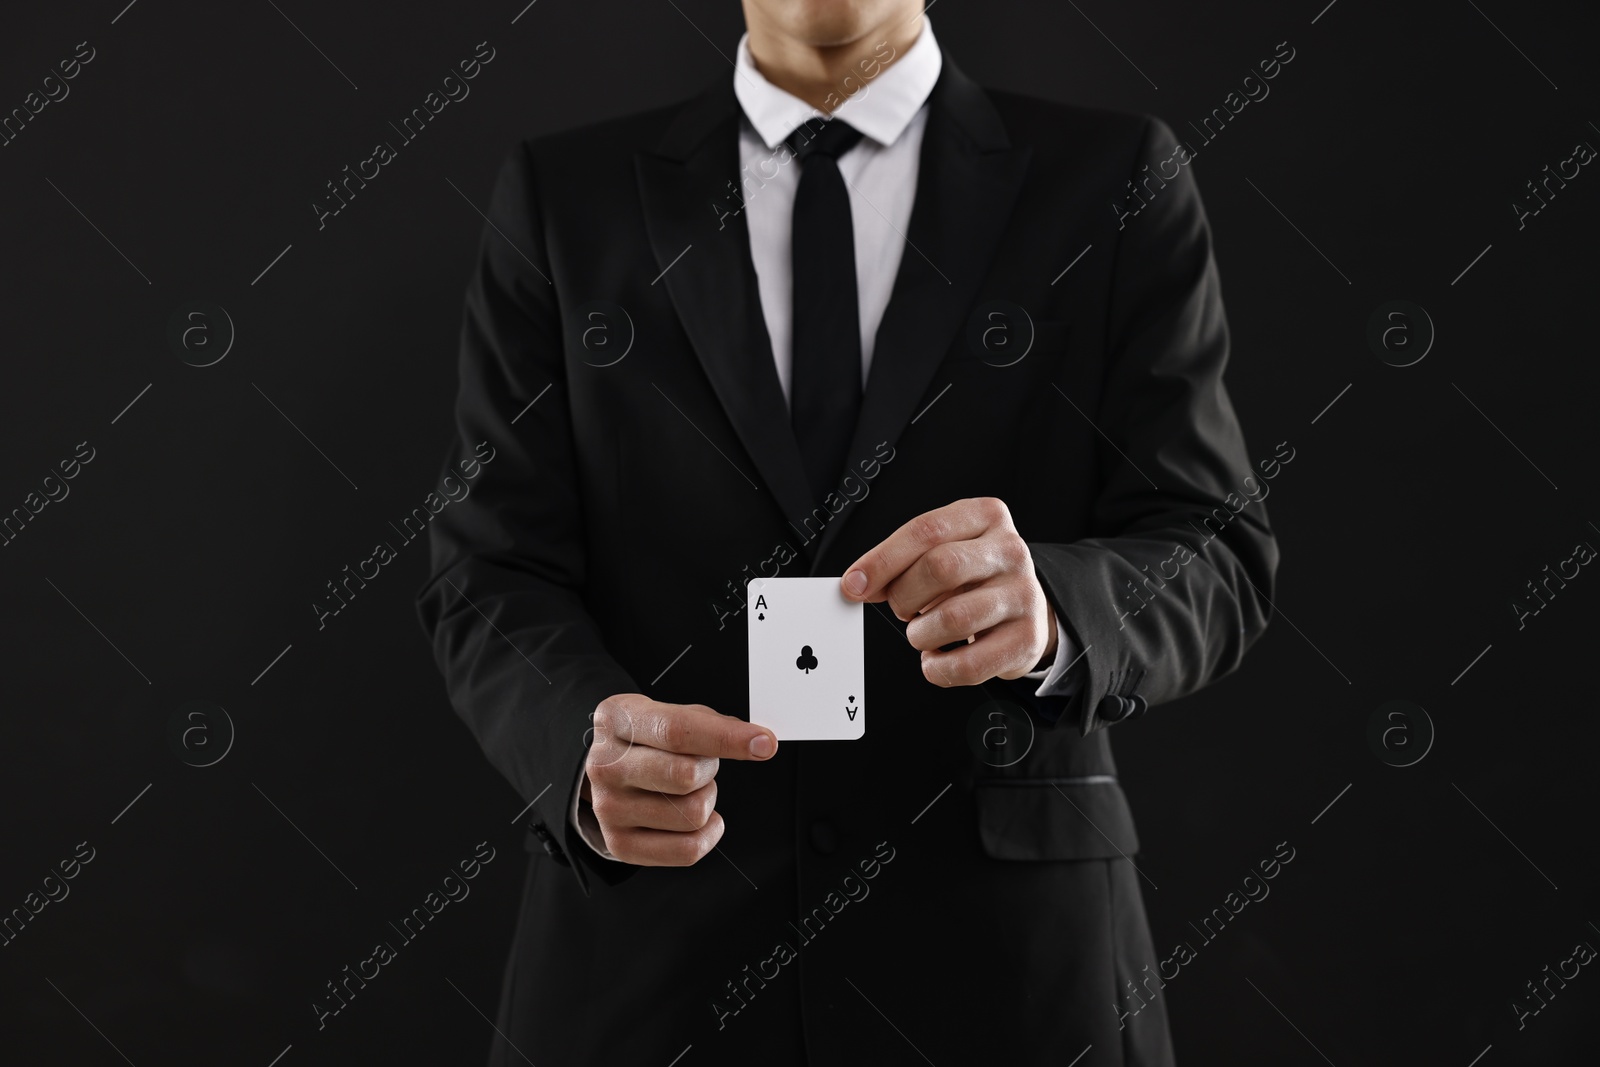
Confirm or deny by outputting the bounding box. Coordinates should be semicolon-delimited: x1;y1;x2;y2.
1029;116;1280;737
415;141;637;891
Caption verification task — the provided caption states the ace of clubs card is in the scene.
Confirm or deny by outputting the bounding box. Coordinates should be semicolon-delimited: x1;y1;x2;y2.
746;577;864;741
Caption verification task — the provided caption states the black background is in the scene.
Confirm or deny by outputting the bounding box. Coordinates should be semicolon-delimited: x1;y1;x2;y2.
2;1;1597;1063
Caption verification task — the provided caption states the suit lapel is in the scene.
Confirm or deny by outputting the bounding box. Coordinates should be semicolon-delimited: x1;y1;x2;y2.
634;61;1032;570
810;59;1033;568
635;81;818;540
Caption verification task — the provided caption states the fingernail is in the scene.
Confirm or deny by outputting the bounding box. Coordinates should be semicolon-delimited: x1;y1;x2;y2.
749;733;775;759
843;570;868;596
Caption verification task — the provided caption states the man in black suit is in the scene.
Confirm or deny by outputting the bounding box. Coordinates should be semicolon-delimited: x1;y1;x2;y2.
417;1;1278;1063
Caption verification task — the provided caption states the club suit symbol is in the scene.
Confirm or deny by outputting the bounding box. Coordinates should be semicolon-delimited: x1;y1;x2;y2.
796;645;818;673
846;695;858;721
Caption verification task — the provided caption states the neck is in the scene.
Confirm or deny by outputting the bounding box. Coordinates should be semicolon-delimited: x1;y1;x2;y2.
743;9;924;114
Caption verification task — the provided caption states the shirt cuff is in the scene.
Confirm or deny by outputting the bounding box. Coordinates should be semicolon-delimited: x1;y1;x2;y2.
1023;608;1084;699
569;765;618;861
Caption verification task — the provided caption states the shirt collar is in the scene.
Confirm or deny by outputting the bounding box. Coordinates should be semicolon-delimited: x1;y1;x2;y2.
733;17;942;151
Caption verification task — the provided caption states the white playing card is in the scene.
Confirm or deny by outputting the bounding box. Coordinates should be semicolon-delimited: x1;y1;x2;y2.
747;576;864;741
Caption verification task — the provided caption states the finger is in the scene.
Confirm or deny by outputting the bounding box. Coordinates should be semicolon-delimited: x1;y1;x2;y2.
919;618;1035;687
842;497;1010;602
594;781;718;833
602;745;717;795
884;537;1009;620
604;812;726;867
904;585;1017;651
601;699;777;761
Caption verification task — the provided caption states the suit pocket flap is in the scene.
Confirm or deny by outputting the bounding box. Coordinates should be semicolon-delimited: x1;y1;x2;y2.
974;777;1140;861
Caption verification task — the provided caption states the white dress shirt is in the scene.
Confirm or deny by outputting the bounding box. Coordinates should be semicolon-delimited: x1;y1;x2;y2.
571;19;1081;859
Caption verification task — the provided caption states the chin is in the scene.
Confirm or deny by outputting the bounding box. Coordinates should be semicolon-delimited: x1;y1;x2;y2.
764;0;902;47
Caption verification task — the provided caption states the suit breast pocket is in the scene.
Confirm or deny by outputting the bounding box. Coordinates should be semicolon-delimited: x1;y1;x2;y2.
973;777;1141;861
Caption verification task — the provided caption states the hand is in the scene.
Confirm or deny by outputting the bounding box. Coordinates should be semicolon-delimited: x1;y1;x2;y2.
841;497;1058;687
584;694;777;866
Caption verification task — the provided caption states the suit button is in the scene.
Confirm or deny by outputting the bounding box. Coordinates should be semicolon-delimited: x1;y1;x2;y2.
1097;694;1132;722
1128;695;1149;718
809;820;837;855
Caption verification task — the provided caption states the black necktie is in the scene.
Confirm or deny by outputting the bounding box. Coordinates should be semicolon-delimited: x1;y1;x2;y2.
785;117;867;506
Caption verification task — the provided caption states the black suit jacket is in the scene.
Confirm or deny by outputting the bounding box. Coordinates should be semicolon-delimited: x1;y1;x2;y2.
417;55;1277;1067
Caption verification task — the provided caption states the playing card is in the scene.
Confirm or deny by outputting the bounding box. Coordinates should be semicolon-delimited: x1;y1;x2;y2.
746;576;864;741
